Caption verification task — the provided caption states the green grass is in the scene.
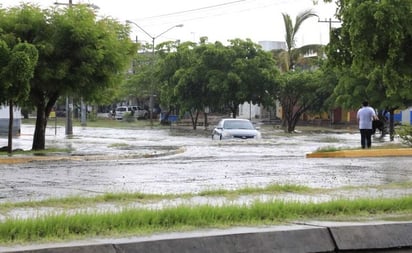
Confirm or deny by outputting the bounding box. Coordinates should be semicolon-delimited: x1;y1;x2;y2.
373;143;409;149
315;145;345;152
0;182;412;244
199;184;312;196
108;143;131;149
1;196;411;244
313;142;410;153
0;184;312;212
0;148;72;156
318;136;340;143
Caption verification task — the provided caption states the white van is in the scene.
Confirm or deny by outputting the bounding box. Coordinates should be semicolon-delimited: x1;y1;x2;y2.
114;106;132;120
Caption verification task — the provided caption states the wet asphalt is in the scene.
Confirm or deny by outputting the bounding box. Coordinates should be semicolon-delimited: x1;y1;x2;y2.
1;123;411;205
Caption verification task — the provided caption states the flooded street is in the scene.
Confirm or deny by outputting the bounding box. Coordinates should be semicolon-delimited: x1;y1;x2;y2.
1;124;411;203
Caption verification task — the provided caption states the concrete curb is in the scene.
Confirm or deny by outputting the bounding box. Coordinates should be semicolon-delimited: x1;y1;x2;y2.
306;148;412;158
2;222;412;253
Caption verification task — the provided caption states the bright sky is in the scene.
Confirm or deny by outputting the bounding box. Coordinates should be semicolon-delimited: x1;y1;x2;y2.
1;0;338;47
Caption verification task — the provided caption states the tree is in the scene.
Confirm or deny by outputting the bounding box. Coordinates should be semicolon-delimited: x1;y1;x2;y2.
326;0;412;140
277;70;333;133
123;40;180;114
0;42;38;153
158;38;279;129
122;50;152;104
212;39;279;118
158;41;207;129
282;9;318;71
0;4;136;150
278;10;322;130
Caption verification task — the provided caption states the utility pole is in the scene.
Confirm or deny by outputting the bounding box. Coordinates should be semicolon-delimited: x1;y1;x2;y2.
318;17;340;126
317;17;341;38
67;0;74;134
55;0;73;135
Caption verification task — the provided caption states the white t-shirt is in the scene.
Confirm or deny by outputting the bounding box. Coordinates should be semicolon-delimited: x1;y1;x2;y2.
357;106;376;129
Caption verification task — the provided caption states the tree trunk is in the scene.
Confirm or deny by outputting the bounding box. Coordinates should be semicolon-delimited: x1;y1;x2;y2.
281;109;287;128
389;108;395;141
287;112;302;133
189;110;199;130
204;112;208;129
31;91;60;150
32;102;47;150
7;101;13;154
229;104;237;118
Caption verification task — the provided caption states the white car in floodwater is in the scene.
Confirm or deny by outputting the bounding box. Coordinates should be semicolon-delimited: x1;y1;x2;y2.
211;118;261;140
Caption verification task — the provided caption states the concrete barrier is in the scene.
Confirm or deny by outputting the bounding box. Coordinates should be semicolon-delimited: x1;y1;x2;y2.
1;222;412;253
306;148;412;158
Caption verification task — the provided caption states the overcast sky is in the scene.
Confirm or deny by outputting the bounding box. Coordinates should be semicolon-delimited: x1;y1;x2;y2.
1;0;338;47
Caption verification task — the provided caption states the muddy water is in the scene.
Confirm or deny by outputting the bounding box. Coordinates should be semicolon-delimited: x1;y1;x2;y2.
0;124;411;203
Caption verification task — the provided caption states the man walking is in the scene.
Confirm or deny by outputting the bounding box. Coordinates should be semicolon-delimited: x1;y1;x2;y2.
357;101;378;149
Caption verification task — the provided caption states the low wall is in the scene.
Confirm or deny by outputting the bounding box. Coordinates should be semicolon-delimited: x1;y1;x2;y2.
2;221;412;253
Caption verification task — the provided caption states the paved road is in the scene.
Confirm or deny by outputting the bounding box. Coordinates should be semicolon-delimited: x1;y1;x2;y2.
1;124;411;204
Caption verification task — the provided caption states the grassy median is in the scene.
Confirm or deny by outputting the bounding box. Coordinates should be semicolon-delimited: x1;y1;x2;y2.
0;183;411;244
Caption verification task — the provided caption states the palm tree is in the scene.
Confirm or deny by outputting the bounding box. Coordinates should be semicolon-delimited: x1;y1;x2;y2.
282;9;318;71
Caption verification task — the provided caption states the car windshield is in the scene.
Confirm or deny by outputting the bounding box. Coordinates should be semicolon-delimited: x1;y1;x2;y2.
223;120;254;130
116;108;126;112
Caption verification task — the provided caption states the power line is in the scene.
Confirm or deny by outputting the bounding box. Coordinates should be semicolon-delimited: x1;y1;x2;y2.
133;0;283;29
140;0;248;20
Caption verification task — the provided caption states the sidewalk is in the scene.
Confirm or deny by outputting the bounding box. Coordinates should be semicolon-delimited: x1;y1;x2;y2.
2;221;412;253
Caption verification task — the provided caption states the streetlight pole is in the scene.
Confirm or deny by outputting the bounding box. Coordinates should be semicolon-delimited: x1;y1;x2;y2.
126;20;183;127
55;0;99;134
55;0;74;135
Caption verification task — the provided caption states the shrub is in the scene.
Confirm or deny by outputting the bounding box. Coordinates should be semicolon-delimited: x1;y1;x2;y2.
88;112;98;122
396;125;412;147
123;112;136;122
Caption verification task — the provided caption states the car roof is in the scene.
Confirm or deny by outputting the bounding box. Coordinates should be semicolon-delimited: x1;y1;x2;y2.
220;118;250;121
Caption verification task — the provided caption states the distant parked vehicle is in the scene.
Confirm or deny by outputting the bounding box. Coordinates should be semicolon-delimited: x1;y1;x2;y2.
115;106;148;120
114;106;130;120
131;106;148;119
211;118;261;140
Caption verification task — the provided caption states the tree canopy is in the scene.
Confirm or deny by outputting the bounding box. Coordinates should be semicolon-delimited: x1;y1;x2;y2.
0;40;38;153
0;3;136;150
326;0;412;139
157;38;279;129
282;9;317;71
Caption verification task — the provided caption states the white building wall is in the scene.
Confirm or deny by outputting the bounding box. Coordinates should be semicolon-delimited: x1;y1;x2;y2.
238;102;261;120
258;41;287;51
0;105;22;135
401;107;412;125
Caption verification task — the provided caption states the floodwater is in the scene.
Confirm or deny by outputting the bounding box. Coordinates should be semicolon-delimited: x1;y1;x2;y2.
1;123;411;205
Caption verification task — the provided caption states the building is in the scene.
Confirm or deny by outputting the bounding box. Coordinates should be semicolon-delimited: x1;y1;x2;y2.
258;41;287;51
0;105;21;135
394;107;412;125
